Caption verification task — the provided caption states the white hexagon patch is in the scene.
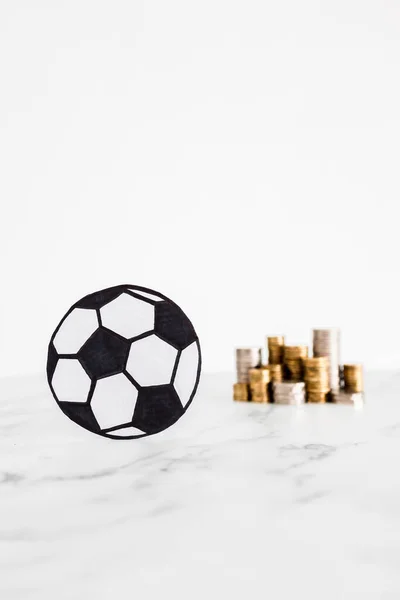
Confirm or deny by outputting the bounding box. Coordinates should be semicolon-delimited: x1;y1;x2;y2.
52;359;91;403
107;426;145;437
91;373;138;430
53;308;98;354
173;341;199;408
128;289;164;302
126;335;178;386
100;293;154;339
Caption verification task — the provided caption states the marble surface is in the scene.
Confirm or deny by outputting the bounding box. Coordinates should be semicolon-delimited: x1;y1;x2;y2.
2;371;400;599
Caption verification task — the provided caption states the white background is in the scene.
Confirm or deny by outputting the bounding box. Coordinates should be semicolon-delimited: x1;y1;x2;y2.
1;0;400;378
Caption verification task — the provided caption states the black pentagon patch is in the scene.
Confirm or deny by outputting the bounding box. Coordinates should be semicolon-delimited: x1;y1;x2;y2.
59;402;100;433
132;384;184;434
78;328;129;379
75;286;125;310
155;302;197;350
47;342;58;383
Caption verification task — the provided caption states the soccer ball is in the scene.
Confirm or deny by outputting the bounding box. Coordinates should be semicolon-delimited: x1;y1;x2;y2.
47;285;201;439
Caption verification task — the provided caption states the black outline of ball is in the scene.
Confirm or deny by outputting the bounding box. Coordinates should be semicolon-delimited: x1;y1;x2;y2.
47;284;202;440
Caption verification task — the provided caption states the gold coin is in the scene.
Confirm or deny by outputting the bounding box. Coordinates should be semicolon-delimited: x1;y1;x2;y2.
303;357;329;367
268;364;283;382
343;364;363;392
304;355;330;394
249;368;270;385
283;345;308;359
284;350;307;381
233;383;249;402
249;381;270;403
307;391;328;403
267;337;285;364
267;336;285;345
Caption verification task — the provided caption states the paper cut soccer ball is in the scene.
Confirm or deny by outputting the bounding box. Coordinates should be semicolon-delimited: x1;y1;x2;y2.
47;285;201;439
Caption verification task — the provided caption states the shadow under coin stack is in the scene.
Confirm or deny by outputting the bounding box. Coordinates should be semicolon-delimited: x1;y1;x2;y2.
233;348;262;402
312;328;340;392
249;367;270;403
332;364;364;406
283;345;308;381
303;356;330;403
273;382;306;405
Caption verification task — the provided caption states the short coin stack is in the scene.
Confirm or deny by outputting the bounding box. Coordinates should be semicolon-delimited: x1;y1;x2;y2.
273;382;306;405
267;336;285;364
236;348;262;383
331;390;364;406
233;383;249;402
312;329;340;391
343;364;363;393
331;364;365;406
283;345;308;381
303;356;330;403
233;347;262;402
249;367;270;403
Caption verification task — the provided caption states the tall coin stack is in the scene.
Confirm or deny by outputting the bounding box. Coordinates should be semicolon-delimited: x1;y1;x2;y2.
268;363;283;402
267;336;285;364
283;345;308;381
303;357;330;403
249;368;270;403
233;347;262;402
268;364;283;383
312;329;340;391
273;382;306;405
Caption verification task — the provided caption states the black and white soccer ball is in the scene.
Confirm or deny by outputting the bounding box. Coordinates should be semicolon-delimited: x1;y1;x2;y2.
47;285;201;439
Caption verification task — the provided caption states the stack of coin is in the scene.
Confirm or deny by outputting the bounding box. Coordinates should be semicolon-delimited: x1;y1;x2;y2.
312;328;340;391
283;345;308;381
267;336;285;364
331;390;364;408
233;382;250;402
303;356;330;403
273;382;306;405
249;368;270;403
343;364;363;392
235;348;262;383
268;364;283;383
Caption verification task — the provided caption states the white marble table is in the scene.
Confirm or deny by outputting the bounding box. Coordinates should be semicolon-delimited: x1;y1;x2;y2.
1;371;400;599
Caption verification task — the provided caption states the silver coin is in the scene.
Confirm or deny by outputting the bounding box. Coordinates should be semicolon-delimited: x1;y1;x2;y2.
331;390;364;407
273;382;306;405
235;347;262;383
312;328;340;390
